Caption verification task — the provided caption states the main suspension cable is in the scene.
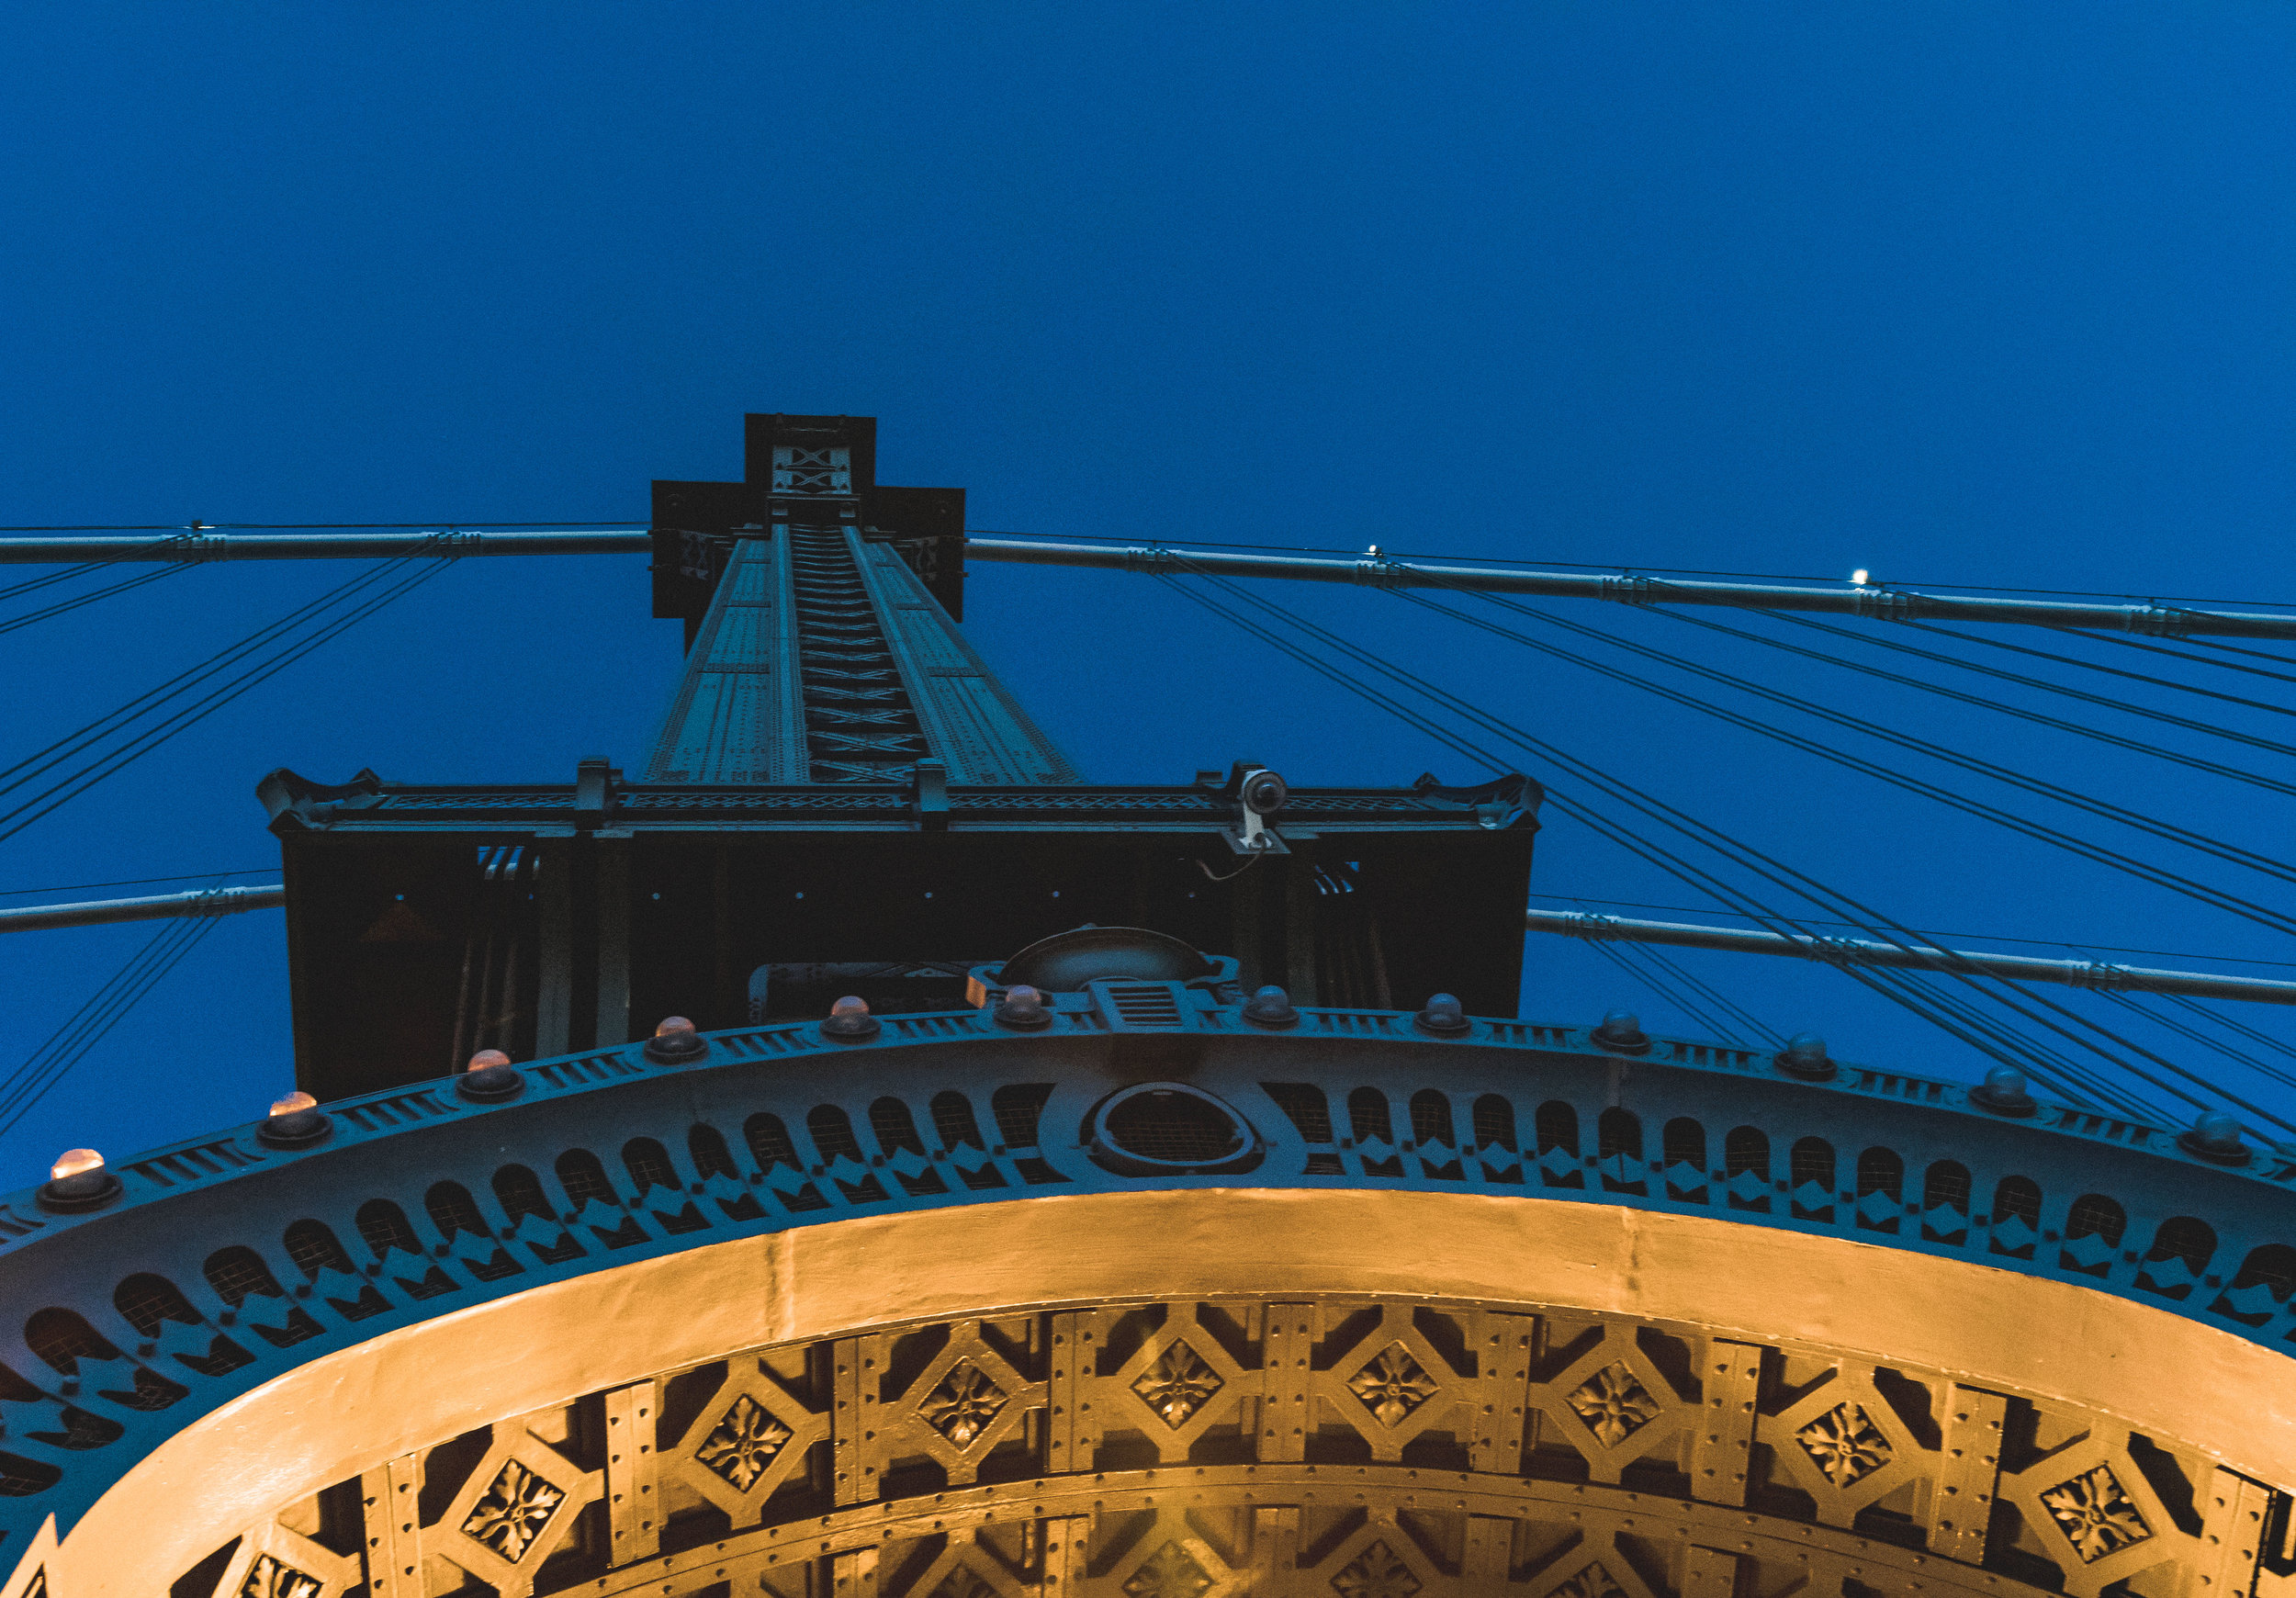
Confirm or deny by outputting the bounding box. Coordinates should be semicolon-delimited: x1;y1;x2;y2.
1524;894;2296;969
0;532;196;605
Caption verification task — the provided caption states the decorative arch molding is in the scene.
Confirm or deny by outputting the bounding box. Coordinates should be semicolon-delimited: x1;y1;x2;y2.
15;1187;2296;1596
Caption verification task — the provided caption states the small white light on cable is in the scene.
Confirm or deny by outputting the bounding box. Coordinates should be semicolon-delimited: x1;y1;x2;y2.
1851;568;1870;586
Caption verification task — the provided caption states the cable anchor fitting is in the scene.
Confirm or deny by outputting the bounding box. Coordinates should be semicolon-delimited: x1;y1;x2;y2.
1852;586;1920;623
2126;604;2193;638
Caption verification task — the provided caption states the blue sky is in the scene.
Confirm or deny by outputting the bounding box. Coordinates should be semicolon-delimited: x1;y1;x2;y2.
2;4;2292;1173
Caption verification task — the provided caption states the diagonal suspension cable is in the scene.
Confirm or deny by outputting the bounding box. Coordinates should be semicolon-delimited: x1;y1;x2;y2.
1424;588;2287;886
1365;579;2296;1127
1162;559;2292;1131
1148;567;2168;1120
1849;619;2296;730
0;550;433;796
1638;607;2296;796
1580;937;1751;1045
1574;917;1786;1049
0;563;189;636
2138;991;2296;1067
0;557;456;846
0;544;456;848
0;899;229;1141
2163;636;2296;673
1417;584;2296;890
1384;578;2296;934
2089;992;2296;1096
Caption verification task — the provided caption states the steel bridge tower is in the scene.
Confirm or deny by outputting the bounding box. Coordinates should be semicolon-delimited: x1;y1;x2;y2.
0;418;2287;1598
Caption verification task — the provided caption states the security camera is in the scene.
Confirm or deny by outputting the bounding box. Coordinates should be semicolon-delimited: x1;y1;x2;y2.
1229;764;1289;851
1240;768;1289;816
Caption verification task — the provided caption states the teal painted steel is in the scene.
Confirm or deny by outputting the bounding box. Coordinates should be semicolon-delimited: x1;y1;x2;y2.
0;530;647;561
0;995;2289;1543
965;538;2296;640
0;885;283;935
1526;906;2296;1007
646;415;1076;785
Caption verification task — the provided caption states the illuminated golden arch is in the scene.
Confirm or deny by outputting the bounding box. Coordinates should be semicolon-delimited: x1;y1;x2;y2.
16;1188;2294;1595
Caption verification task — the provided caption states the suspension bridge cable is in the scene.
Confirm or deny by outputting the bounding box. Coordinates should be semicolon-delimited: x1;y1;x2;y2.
1934;959;2296;1132
1580;938;1752;1045
1422;586;2296;885
0;868;278;899
1524;895;2296;970
1565;793;2156;1113
0;557;455;845
0;520;637;532
0;532;194;605
1151;569;2166;1118
1869;619;2296;730
0;903;227;1140
1165;562;2279;1128
16;517;2296;616
0;550;434;797
1638;607;2296;797
2090;991;2296;1097
1622;943;1785;1049
2143;990;2296;1066
2174;636;2296;670
0;562;109;605
0;563;189;637
1367;591;2296;1124
1384;581;2296;933
2078;633;2296;688
1578;926;1786;1050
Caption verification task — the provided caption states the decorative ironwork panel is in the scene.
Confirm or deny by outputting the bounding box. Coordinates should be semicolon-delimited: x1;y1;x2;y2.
154;1291;2283;1598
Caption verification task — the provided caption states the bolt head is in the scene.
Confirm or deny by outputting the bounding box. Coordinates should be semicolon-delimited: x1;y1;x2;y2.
643;1016;708;1063
1971;1065;2036;1116
993;985;1053;1030
1415;993;1472;1037
1243;985;1300;1030
1590;1007;1649;1053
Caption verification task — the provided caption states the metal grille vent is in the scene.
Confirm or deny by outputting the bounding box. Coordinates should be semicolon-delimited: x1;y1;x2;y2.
1103;984;1183;1029
1103;1090;1243;1165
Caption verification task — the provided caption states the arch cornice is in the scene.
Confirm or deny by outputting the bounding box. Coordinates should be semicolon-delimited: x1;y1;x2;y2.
27;1187;2296;1593
0;1008;2291;1591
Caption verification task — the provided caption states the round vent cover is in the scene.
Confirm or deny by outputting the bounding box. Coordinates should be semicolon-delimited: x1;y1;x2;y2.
1086;1083;1264;1177
996;926;1214;992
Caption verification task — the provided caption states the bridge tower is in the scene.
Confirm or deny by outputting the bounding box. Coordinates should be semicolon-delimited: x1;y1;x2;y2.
0;418;2287;1598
